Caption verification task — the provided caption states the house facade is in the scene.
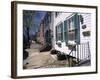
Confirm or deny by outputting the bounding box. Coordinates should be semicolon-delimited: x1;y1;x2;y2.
37;11;91;63
52;12;91;60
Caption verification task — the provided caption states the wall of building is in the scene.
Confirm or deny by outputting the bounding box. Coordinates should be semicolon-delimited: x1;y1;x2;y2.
80;13;91;43
53;12;74;54
37;23;45;45
53;12;91;57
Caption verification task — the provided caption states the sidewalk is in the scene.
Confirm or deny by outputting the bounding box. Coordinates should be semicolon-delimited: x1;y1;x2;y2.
23;42;69;69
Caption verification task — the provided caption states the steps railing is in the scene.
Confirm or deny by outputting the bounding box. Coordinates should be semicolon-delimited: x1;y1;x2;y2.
68;42;91;67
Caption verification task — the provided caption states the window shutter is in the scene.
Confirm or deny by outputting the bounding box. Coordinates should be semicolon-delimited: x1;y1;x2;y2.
56;26;58;42
74;13;80;44
61;23;63;42
64;20;68;45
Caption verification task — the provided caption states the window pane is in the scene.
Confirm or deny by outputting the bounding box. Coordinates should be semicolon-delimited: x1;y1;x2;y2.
68;31;75;41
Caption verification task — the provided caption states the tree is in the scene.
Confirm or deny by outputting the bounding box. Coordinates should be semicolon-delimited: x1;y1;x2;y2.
23;10;35;48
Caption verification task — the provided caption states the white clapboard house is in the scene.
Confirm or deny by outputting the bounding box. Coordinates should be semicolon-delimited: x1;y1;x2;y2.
51;12;91;66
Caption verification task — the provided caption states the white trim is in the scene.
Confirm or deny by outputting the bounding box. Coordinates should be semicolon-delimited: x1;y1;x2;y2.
17;3;96;76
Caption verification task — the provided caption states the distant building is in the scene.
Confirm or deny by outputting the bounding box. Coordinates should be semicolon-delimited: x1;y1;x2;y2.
37;22;45;45
37;12;52;46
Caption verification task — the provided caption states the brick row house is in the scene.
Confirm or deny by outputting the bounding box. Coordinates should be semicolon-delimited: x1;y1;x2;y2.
37;12;53;51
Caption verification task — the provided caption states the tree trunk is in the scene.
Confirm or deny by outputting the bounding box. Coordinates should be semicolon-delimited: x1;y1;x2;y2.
27;27;30;48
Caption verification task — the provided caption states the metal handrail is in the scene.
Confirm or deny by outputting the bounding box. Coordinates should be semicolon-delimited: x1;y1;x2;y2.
68;45;76;56
68;42;91;67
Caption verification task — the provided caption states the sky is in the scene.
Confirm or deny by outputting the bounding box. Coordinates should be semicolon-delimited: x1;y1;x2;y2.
29;11;46;36
23;10;46;39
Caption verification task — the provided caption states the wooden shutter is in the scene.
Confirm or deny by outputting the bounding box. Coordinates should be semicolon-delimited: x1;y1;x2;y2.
74;13;80;44
56;26;58;42
64;20;68;45
60;23;63;42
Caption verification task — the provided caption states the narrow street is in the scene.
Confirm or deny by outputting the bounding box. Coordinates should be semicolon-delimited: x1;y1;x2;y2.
23;42;69;69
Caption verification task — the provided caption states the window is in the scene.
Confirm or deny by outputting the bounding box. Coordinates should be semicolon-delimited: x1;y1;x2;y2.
68;31;75;41
68;17;75;31
56;23;63;42
64;13;80;44
55;12;61;17
56;13;80;45
67;17;75;41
